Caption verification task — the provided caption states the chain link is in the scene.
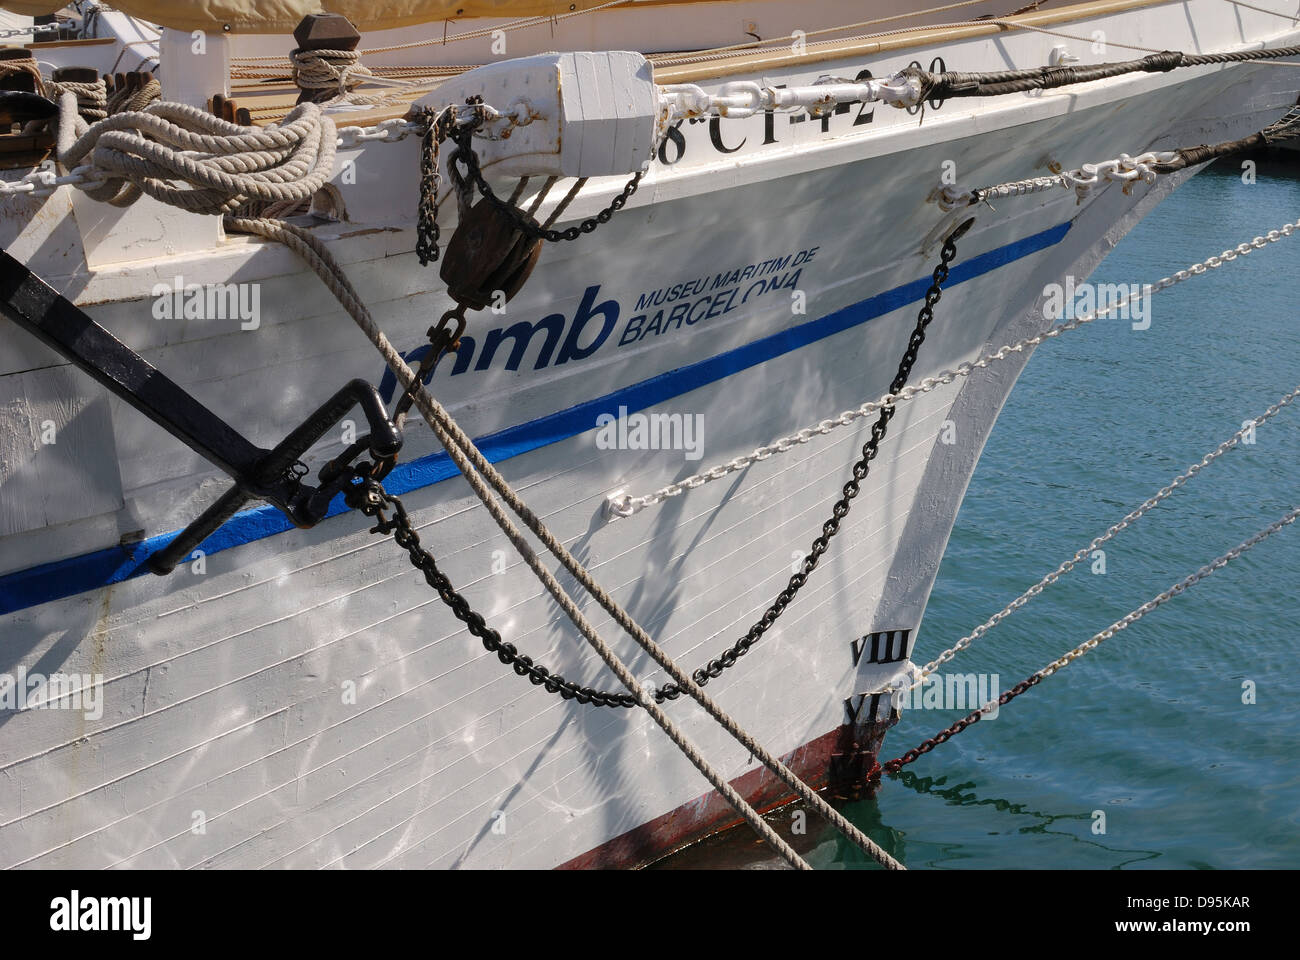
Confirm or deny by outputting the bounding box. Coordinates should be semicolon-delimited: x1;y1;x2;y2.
907;384;1300;686
391;307;466;432
653;223;971;703
336;118;423;148
414;105;459;266
347;476;638;708
447;116;644;244
935;150;1182;212
412;98;644;266
881;504;1300;774
344;221;964;711
609;219;1300;520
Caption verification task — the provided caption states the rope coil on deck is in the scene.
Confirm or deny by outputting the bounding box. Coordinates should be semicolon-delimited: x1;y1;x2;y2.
105;76;161;115
290;47;373;99
48;78;107;121
54;96;336;214
0;55;45;96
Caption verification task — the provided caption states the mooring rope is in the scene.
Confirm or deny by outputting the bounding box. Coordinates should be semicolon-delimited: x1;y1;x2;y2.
105;76;161;114
905;44;1300;102
0;55;45;96
222;214;905;871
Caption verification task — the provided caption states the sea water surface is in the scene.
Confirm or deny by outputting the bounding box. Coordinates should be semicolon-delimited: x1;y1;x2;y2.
661;156;1300;869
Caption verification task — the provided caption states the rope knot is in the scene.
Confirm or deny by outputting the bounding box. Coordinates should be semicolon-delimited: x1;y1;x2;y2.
1141;50;1185;72
290;47;373;101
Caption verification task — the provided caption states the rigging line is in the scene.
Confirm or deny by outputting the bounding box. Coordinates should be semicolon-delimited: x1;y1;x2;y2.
229;0;634;61
882;504;1300;774
607;219;1300;520
907;384;1300;689
231;0;989;66
1219;0;1300;20
364;0;636;53
975;17;1300;66
657;12;1300;72
222;214;903;871
649;5;1167;70
647;0;994;66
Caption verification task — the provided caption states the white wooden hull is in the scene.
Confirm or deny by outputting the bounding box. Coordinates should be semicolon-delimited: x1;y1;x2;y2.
0;0;1296;868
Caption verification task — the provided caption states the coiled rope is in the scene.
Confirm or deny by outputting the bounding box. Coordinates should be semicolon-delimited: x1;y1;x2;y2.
54;94;336;214
48;78;106;121
222;213;905;871
290;47;372;99
105;76;161;115
0;55;45;96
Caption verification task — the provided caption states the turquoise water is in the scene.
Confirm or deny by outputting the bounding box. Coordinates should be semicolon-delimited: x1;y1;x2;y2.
668;156;1300;869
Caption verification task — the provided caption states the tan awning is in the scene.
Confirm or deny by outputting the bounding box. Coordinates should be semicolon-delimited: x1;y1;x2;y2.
0;1;670;34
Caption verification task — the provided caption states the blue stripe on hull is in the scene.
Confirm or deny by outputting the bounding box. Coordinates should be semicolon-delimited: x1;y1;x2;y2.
0;220;1070;616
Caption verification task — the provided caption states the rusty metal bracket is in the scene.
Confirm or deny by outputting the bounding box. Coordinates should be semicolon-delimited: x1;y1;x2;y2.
0;249;402;575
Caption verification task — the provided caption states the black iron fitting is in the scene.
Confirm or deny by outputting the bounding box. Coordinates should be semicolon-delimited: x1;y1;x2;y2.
0;249;402;577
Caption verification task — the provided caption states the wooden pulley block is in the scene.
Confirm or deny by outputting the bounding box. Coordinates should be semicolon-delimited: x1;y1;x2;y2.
440;197;543;311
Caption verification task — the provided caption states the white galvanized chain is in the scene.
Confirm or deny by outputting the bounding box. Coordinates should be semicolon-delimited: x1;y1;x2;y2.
883;503;1300;771
900;383;1300;691
0;162;106;198
1030;505;1300;683
659;75;920;124
606;218;1300;520
920;150;1180;252
936;151;1182;211
335;117;422;147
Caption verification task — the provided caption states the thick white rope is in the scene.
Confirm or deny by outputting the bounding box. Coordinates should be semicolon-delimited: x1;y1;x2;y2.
287;48;443;108
291;48;373;97
48;78;107;120
52;94;337;214
607;218;1300;520
0;106;510;201
900;384;1300;693
105;76;161;115
223;214;905;871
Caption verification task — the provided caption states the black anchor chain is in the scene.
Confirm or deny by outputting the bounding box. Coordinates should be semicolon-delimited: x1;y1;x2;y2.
414;97;644;267
401;98;970;708
346;475;639;708
351;223;969;708
653;222;970;703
